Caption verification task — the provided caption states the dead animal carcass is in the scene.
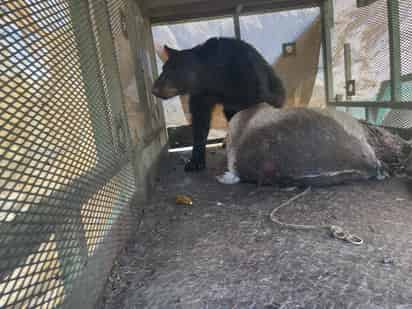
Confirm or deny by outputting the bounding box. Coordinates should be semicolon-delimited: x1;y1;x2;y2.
217;103;410;186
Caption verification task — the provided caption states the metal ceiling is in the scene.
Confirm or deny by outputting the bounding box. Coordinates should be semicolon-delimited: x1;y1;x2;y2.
142;0;322;24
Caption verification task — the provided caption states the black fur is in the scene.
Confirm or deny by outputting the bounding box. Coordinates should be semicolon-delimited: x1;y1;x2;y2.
152;37;286;172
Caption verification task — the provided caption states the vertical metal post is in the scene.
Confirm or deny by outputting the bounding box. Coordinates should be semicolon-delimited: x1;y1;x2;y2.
387;0;402;102
146;19;167;132
68;2;116;159
233;4;242;40
63;0;110;292
321;0;334;105
126;0;153;134
344;43;352;101
92;0;132;154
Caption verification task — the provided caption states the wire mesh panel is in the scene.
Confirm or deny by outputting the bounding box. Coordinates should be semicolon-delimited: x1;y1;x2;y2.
374;0;412;128
106;0;126;62
332;0;390;103
329;0;412;128
0;0;139;307
89;0;131;153
399;0;412;101
106;0;156;146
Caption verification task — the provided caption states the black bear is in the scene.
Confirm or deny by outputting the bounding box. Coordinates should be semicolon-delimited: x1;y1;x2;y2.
152;37;286;172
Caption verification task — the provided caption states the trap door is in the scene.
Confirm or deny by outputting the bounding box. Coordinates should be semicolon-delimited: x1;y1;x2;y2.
239;6;325;109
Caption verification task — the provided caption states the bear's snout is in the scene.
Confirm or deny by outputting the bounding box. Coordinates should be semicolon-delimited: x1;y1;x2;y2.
151;84;161;97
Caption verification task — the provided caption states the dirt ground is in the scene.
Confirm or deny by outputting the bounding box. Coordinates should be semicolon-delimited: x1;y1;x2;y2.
101;148;412;309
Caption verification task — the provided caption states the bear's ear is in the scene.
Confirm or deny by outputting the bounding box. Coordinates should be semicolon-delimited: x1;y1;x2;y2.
164;45;179;58
155;43;168;63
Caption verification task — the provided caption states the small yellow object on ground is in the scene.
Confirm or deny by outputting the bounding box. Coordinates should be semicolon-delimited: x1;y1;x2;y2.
175;195;193;206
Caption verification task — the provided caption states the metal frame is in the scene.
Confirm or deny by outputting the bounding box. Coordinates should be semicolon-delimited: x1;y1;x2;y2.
89;0;133;155
0;0;142;307
149;0;321;26
344;43;353;99
328;101;412;110
149;0;323;148
149;0;410;112
321;0;334;103
326;0;411;111
233;4;243;39
387;0;402;102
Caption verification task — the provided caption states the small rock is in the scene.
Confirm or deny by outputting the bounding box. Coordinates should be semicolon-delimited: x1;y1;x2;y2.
382;256;395;265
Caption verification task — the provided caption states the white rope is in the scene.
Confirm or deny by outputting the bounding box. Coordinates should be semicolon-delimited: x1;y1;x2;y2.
270;187;363;245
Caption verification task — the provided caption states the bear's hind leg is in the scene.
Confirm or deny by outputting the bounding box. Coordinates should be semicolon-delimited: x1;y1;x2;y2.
185;95;213;172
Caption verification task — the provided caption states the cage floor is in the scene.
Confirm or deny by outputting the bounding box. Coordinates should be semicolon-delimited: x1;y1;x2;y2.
102;148;412;309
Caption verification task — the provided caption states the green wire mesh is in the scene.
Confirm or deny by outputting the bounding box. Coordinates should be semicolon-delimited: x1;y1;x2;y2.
331;0;412;128
0;0;138;307
332;0;390;103
399;0;412;102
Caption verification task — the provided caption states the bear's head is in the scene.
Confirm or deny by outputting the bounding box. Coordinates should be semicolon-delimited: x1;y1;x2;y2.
152;45;201;99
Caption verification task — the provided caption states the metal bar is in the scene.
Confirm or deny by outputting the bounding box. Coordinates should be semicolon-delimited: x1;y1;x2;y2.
357;0;380;8
144;16;168;146
233;4;242;39
367;108;379;123
321;0;334;104
149;0;321;25
146;19;168;143
68;1;116;159
344;43;352;101
91;0;133;154
328;101;412;110
343;42;376;122
126;0;153;134
387;0;402;102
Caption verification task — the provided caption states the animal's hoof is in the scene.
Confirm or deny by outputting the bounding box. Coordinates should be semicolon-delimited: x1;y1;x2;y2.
216;171;240;184
184;160;206;172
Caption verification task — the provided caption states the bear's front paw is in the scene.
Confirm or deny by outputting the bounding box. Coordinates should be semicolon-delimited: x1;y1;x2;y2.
184;159;206;172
